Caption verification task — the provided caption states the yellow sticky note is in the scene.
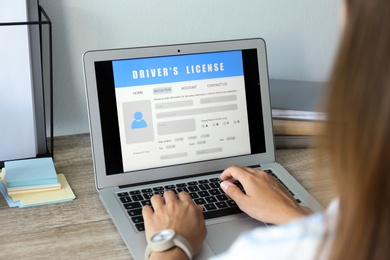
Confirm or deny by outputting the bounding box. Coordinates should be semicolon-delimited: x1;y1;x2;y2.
7;185;61;196
11;174;76;207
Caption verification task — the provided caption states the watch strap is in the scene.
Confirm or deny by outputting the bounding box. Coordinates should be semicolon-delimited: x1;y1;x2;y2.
172;233;193;259
145;231;193;260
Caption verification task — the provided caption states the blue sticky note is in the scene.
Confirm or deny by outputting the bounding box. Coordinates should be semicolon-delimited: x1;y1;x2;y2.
4;157;58;188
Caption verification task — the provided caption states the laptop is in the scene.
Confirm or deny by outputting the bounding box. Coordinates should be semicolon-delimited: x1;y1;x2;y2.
83;38;322;259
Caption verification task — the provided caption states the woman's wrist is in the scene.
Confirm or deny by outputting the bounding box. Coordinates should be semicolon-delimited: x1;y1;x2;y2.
149;246;189;260
299;205;313;215
273;204;312;224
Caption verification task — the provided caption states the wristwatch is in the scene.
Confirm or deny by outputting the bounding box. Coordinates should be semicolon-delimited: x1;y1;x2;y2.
144;229;193;260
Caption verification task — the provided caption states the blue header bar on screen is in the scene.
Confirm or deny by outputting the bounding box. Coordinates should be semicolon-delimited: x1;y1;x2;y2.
112;50;244;88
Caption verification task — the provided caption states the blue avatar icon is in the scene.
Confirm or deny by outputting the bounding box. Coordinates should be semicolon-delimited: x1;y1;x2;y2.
131;111;147;129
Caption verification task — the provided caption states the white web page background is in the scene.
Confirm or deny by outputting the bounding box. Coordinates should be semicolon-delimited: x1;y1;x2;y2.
115;76;250;172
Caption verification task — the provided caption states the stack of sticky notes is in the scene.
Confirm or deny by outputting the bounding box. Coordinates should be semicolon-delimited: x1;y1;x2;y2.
0;157;75;208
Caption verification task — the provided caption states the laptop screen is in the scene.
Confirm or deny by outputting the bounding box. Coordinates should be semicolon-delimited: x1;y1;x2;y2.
93;48;266;175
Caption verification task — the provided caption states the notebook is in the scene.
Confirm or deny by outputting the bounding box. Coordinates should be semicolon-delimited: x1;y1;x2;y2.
83;38;322;259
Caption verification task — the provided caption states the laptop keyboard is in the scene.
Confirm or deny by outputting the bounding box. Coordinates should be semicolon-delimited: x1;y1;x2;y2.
116;169;300;232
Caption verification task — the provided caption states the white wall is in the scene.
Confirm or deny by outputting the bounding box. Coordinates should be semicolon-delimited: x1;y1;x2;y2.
39;0;341;136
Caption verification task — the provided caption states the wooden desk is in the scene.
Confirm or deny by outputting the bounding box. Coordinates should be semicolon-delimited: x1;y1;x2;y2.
0;134;334;259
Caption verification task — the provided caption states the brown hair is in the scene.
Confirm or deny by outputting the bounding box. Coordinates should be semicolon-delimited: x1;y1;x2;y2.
319;0;390;259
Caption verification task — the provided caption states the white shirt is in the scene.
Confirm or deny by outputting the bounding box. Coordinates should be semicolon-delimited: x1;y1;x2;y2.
210;199;339;260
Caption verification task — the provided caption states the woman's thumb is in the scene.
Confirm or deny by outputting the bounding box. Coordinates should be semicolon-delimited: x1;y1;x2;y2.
220;181;244;202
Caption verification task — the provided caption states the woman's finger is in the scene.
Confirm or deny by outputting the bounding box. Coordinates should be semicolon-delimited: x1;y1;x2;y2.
163;189;177;203
177;191;193;202
150;193;164;210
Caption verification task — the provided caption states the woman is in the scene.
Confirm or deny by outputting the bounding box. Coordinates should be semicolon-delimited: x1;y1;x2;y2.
142;0;390;259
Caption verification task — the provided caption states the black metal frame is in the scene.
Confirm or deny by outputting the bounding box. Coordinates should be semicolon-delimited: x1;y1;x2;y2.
0;6;54;162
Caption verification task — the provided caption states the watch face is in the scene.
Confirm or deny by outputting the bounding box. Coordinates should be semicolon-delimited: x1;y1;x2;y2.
151;229;175;243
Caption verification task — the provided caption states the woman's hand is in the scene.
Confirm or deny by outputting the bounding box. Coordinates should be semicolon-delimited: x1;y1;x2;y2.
220;165;311;225
142;190;207;259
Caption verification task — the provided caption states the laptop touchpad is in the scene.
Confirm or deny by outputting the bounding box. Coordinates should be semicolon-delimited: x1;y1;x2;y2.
205;218;266;255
